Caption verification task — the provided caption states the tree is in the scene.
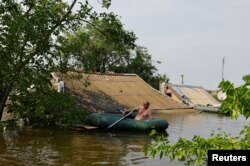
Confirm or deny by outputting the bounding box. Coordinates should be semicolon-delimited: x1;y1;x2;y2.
0;0;113;120
242;74;250;83
111;46;169;89
57;13;137;73
219;76;250;119
144;75;250;166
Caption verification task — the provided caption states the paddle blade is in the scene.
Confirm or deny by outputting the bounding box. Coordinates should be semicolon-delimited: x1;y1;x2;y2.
71;125;98;130
82;125;99;129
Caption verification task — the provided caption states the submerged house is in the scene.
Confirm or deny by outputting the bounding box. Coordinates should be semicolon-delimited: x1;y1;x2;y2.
160;83;220;107
1;73;192;121
57;72;190;113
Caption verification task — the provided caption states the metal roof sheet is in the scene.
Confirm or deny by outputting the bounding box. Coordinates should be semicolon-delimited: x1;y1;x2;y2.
64;73;189;111
167;84;220;106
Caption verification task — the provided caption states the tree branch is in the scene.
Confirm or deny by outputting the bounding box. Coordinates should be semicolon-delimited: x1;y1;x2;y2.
18;0;78;75
49;0;77;34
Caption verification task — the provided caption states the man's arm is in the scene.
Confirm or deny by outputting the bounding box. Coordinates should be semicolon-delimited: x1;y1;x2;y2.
123;107;139;115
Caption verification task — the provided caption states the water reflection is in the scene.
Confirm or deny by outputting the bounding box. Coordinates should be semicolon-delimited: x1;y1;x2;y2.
1;129;61;165
0;129;156;166
67;131;144;166
0;111;249;166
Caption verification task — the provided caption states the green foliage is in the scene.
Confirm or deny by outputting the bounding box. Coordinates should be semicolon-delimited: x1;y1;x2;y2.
242;74;250;83
144;74;250;165
0;0;111;119
148;74;169;90
102;0;112;8
219;77;250;119
9;88;87;127
110;46;156;77
58;13;137;72
6;69;87;127
126;46;158;80
144;127;250;166
0;120;17;131
110;46;169;89
0;121;7;131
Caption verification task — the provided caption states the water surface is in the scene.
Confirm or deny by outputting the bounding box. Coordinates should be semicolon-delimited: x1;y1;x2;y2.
1;111;249;166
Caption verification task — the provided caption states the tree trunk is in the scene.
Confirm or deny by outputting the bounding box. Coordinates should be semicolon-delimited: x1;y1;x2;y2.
0;83;14;120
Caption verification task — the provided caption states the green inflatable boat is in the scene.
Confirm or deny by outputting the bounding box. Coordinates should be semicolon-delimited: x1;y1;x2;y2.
85;113;169;132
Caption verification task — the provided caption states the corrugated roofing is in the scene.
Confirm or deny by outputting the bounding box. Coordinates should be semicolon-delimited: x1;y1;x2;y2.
167;84;220;106
64;72;189;112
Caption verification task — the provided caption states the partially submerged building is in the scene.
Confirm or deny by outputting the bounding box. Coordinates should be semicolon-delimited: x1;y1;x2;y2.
160;83;220;107
1;73;192;121
60;72;190;112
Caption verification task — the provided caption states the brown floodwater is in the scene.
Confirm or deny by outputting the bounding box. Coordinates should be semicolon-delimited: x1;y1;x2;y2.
0;111;249;166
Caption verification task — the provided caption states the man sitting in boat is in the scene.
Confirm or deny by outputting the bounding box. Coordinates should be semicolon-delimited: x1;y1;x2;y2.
123;101;152;120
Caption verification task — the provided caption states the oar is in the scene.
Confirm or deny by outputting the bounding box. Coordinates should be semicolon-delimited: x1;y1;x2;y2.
71;124;99;130
82;125;99;129
115;107;134;117
106;110;135;130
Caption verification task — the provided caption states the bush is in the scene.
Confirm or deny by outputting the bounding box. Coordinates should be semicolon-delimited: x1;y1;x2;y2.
9;90;87;127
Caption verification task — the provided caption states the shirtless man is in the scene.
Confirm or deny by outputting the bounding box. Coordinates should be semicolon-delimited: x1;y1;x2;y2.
123;101;152;120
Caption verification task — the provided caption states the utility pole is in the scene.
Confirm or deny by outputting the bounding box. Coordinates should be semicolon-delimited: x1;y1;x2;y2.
181;74;184;85
222;57;225;81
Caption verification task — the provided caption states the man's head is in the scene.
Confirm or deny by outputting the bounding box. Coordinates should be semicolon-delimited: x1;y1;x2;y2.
143;101;150;108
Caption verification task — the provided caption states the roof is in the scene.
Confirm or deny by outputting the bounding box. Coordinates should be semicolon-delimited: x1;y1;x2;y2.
166;83;220;106
63;72;189;112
